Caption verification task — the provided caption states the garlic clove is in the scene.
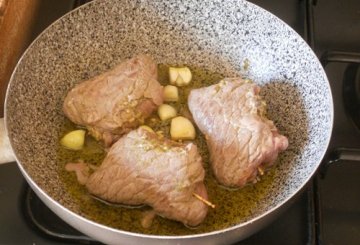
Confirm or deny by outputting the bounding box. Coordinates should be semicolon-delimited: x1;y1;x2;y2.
169;67;179;85
60;129;86;150
168;66;192;86
170;116;196;140
176;67;192;86
158;104;177;121
163;85;179;102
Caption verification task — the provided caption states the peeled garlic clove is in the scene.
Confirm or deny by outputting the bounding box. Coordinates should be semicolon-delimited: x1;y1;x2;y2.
168;66;192;86
60;129;86;150
158;104;177;121
175;75;186;86
169;67;179;85
170;116;196;140
176;67;192;86
163;85;179;102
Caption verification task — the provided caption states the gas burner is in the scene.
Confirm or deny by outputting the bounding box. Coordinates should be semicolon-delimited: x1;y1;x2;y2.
314;50;360;245
320;52;360;66
22;185;99;244
319;51;360;174
343;63;360;131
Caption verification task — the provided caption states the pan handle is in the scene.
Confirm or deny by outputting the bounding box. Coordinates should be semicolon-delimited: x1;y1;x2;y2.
0;118;15;164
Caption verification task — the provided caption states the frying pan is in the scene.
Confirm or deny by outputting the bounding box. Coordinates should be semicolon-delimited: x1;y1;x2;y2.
1;0;333;244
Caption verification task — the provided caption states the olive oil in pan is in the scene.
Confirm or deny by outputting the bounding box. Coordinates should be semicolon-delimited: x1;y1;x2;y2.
57;65;277;235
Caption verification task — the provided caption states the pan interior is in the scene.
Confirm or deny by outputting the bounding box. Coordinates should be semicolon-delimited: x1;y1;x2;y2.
6;0;332;236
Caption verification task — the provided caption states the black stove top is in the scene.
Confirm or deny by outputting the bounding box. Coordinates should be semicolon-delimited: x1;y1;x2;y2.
1;0;359;244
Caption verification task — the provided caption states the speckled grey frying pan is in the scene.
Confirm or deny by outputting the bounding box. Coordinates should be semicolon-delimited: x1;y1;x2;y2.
3;0;333;244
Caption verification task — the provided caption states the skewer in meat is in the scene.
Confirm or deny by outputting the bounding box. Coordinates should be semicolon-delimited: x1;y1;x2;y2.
66;127;210;227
